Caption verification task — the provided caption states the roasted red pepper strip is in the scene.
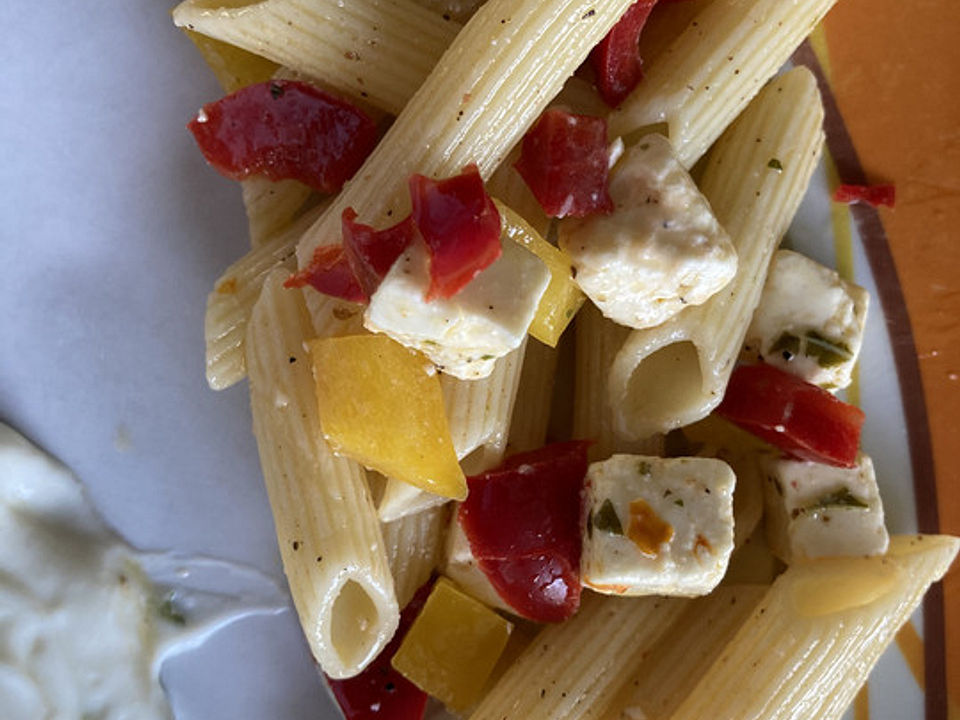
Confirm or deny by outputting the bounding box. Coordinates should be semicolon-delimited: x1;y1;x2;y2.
459;440;590;622
188;80;378;193
409;164;502;300
833;183;896;208
326;579;434;720
284;244;366;303
590;0;659;107
514;110;614;218
341;208;417;298
716;364;865;468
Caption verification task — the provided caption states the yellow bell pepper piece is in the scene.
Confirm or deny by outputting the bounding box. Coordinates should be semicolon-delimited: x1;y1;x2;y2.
391;578;513;712
309;335;466;500
494;199;585;347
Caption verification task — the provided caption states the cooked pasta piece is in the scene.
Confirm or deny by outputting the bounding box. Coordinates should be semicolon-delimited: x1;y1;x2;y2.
602;585;767;720
381;504;449;608
666;535;959;720
241;177;315;248
507;338;559;455
609;67;824;439
173;0;460;114
204;202;349;391
609;0;837;167
245;270;397;678
574;303;664;460
469;593;688;720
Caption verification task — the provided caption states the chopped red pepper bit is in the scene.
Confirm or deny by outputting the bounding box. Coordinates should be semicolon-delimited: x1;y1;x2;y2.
459;440;590;622
716;363;865;468
514;109;614;218
409;164;502;300
833;183;896;208
590;0;659;108
341;208;417;298
284;244;367;303
326;579;434;720
188;80;378;193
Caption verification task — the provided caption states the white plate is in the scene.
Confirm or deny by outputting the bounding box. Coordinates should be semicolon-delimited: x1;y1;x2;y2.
0;3;932;719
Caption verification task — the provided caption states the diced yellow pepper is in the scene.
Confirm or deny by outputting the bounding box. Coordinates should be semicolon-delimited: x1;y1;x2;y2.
184;30;280;93
309;335;466;500
391;578;513;712
494;199;585;347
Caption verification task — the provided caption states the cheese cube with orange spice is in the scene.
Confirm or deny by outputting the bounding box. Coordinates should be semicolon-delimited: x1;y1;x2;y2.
309;334;466;500
582;455;735;596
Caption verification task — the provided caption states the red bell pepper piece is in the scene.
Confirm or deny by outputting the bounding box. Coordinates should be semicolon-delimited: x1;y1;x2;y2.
408;165;502;300
284;244;367;303
716;364;865;468
833;183;896;208
326;579;434;720
514;109;614;218
188;80;378;193
590;0;659;107
459;441;591;622
341;208;417;298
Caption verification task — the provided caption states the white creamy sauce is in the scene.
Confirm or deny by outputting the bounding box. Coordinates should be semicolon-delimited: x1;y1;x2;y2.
0;424;287;720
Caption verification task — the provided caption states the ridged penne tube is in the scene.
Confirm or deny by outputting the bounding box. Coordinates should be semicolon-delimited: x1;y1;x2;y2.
381;504;449;608
601;585;766;720
667;535;960;720
609;0;837;167
378;342;527;522
241;177;315;248
469;593;688;720
575;304;664;460
172;0;461;115
204;203;345;390
295;0;638;274
609;68;824;439
245;270;398;678
507;338;559;455
486;154;551;239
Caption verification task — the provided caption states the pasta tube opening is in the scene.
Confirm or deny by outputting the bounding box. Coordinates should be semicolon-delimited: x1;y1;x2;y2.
326;576;391;676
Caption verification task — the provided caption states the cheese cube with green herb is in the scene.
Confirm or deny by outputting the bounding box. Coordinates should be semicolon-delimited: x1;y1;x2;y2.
365;238;550;380
581;455;735;596
558;134;737;330
743;249;869;390
762;453;888;563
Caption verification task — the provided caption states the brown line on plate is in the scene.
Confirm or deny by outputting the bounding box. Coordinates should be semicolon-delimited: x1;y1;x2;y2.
792;39;945;720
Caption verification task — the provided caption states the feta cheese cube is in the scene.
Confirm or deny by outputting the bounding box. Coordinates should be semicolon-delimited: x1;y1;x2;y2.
762;453;888;563
581;455;735;596
744;249;869;390
558;134;737;329
364;238;550;380
442;512;516;615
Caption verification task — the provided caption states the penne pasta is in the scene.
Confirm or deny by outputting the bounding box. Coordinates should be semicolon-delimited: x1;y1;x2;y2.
240;176;315;249
173;0;460;115
609;67;824;440
666;535;959;720
507;338;559;455
381;504;449;608
609;0;838;167
469;593;689;720
245;270;397;678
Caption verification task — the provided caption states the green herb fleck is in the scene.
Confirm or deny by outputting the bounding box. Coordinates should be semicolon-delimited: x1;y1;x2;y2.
804;331;852;368
810;488;868;510
586;510;594;539
767;158;783;171
593;499;623;535
770;332;800;361
637;461;652;476
674;499;684;507
480;354;495;361
157;592;186;626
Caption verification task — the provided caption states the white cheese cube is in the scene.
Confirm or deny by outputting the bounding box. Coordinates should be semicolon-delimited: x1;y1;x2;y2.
762;453;888;563
744;249;869;390
581;455;735;596
558;134;737;329
442;511;516;615
364;238;550;380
